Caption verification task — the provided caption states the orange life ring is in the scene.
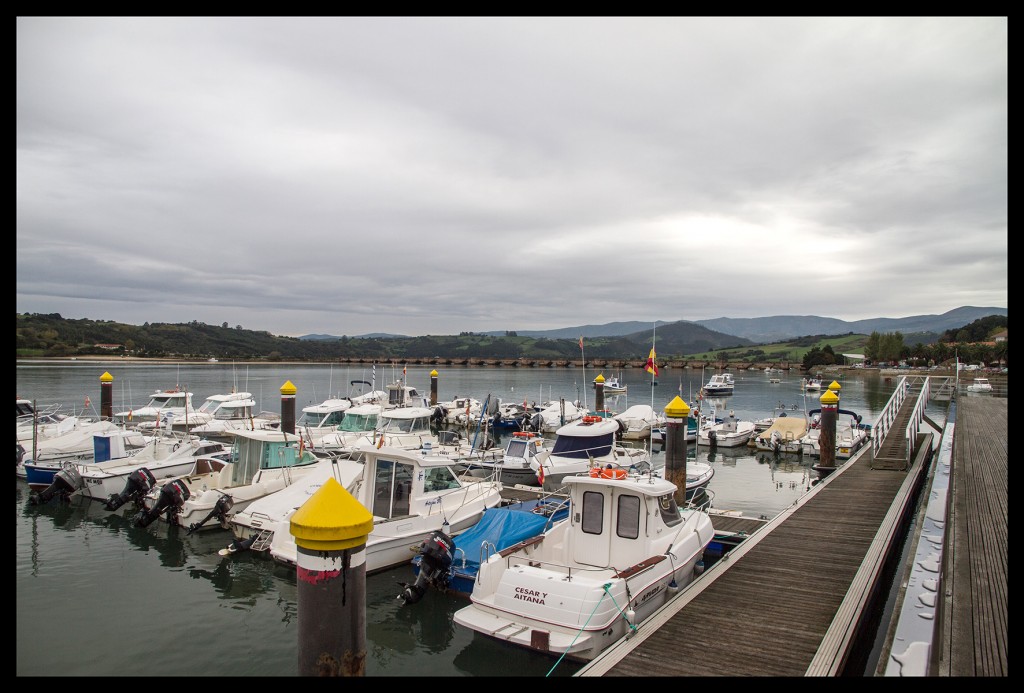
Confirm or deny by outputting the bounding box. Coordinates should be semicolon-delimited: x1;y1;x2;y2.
582;416;602;423
602;468;627;480
512;431;536;438
589;467;602;477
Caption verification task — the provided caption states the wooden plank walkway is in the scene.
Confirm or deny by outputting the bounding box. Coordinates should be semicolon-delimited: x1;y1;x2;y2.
937;395;1007;676
580;388;932;677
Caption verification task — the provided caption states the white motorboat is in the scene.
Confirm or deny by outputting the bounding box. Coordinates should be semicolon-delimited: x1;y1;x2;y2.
113;388;196;430
170;391;256;431
224;444;504;570
612;404;663;440
132;429;325;532
22;424;147;491
752;414;809;454
528;400;586;434
966;377;994;394
798;408;870;460
189;396;280;441
295;398;352;445
461;431;546;486
313;402;384;454
436;396;485;426
74;434;232;506
531;416;652;492
701;373;735;396
696;410;755;448
452;469;715;662
802;377;823;392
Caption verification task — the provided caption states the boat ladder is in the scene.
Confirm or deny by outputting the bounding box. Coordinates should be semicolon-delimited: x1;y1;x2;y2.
249;529;275;552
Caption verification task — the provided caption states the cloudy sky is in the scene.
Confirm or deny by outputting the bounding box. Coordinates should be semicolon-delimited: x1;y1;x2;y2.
16;17;1007;338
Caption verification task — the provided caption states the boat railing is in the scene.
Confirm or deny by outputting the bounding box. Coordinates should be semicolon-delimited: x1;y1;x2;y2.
685;488;714;512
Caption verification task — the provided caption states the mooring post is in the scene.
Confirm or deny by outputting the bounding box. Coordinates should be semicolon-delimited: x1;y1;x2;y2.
100;371;114;421
293;477;373;676
663;395;692;505
594;373;605;413
430;369;438;407
816;385;840;478
281;380;296;435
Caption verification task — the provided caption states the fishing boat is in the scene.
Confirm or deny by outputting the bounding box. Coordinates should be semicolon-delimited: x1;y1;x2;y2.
452;469;715;662
531;416;652;492
598;374;627;396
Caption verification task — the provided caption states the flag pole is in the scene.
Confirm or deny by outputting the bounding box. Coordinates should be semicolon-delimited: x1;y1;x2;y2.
579;336;587;412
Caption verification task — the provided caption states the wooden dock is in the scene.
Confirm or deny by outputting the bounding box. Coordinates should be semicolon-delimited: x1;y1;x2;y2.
578;384;1006;677
935;395;1007;676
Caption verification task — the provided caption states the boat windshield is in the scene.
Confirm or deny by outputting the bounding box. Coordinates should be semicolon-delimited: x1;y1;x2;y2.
146;394;184;408
551;433;613;459
380;415;431;433
339;413;378;432
213;403;253;420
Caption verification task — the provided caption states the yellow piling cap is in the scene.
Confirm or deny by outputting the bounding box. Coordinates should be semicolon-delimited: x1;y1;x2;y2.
595;373;605;383
430;369;438;377
290;477;374;552
828;380;842;391
280;380;297;396
820;389;840;405
664;395;691;418
100;372;114;383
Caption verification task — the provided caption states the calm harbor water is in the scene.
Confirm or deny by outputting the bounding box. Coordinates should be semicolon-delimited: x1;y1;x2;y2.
17;361;903;677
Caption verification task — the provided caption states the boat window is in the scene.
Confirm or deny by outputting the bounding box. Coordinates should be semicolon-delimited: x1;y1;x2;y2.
580;490;605;535
372;459;414;518
616;495;641;539
551;432;614;459
658;493;683;527
505;439;527;457
424;466;460;493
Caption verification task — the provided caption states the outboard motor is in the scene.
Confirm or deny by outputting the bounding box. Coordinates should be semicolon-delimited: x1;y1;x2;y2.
398;530;455;605
133;479;191;528
104;467;157;511
529;413;543;432
431;406;447;426
707;429;718;449
29;466;84;505
186;494;235;535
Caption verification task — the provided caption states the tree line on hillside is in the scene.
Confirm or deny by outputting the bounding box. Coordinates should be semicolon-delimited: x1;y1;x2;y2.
15;312;1007;367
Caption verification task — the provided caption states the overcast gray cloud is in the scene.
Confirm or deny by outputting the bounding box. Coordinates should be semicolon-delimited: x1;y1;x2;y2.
17;17;1007;337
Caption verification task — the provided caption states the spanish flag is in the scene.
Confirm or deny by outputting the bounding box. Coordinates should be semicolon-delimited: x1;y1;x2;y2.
645;348;659;377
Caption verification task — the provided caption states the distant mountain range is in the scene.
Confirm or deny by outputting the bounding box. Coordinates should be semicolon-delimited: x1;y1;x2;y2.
302;306;1007;345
